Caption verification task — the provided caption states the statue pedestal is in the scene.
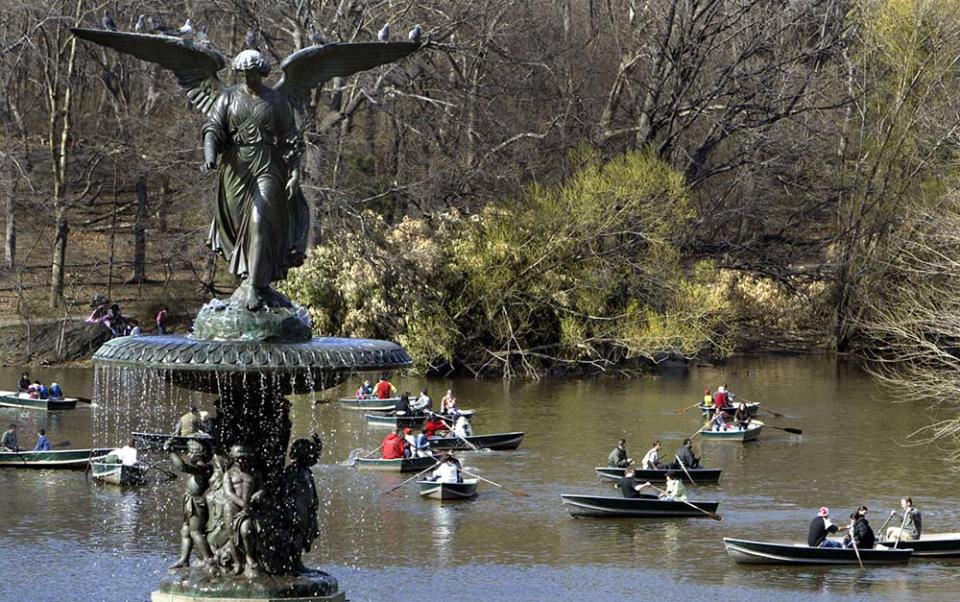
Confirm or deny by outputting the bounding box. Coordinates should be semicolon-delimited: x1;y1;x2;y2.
151;569;345;602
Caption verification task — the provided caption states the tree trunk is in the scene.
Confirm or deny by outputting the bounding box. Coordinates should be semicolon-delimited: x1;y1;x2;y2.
130;174;147;283
49;213;68;306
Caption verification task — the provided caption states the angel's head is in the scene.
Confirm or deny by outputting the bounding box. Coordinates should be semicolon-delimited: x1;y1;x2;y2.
232;49;270;79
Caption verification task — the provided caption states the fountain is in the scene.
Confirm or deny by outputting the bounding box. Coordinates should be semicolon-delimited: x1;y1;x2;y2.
74;25;422;602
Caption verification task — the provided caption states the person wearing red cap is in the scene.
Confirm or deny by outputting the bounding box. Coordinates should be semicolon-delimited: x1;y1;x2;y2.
808;507;844;548
402;427;416;457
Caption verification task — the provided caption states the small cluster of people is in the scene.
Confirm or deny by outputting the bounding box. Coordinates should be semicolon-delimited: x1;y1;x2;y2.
381;427;431;459
1;424;52;452
617;466;688;502
608;438;700;471
808;498;921;549
85;296;170;338
354;377;398;400
16;372;63;400
701;384;753;432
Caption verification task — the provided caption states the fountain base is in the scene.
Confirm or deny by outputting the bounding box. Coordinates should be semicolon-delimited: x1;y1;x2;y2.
152;569;343;601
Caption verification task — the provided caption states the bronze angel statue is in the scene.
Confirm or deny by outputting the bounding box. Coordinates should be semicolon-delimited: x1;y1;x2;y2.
72;28;421;310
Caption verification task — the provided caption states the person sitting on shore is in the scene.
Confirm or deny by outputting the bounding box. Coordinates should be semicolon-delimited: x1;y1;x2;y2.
33;429;51;451
808;507;844;548
49;382;63;400
1;424;19;452
844;505;876;549
440;389;458;414
641;440;665;469
17;372;30;394
733;402;752;430
430;454;462;484
112;438;139;466
374;377;396;400
608;439;632;468
381;429;406;460
394;392;411;415
617;465;645;498
886;498;922;541
672;438;700;469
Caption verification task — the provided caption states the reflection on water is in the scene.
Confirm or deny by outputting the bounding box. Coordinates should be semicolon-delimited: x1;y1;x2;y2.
0;357;958;601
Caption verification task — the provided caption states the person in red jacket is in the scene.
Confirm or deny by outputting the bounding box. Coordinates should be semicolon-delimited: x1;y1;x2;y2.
381;429;406;459
374;377;396;400
424;417;447;438
713;384;730;409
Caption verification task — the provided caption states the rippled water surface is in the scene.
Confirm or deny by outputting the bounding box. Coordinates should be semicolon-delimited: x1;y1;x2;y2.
0;356;957;601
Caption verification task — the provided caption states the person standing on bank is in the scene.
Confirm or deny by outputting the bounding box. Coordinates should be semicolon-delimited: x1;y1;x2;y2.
156;307;169;335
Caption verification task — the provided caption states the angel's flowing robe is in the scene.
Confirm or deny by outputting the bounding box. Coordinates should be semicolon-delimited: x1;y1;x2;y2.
203;85;308;289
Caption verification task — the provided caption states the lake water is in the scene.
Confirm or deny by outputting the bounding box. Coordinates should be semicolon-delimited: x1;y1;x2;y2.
0;355;956;601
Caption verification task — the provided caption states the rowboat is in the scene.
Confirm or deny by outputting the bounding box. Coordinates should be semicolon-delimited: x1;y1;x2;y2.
0;448;113;469
723;537;913;565
354;455;437;472
364;410;475;429
698;401;759;416
417;478;479;500
428;431;525;451
132;431;214;451
560;494;720;518
338;396;400;411
876;533;960;557
594;466;722;484
0;391;77;411
698;420;764;442
91;461;147;486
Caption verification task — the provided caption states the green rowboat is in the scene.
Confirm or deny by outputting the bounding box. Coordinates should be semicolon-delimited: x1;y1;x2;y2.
0;448;113;469
339;397;400;411
0;391;78;411
698;420;764;442
417;478;478;500
91;461;147;486
354;455;438;472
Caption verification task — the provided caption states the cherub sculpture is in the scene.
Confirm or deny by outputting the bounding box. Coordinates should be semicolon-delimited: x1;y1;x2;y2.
71;27;421;310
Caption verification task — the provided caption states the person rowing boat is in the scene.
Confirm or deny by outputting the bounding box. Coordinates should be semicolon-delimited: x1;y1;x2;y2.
733;402;752;431
617;465;646;498
608;438;632;468
886;497;922;541
671;438;700;469
844;505;876;549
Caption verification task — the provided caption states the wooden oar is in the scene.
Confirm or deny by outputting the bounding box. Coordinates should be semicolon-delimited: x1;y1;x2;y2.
361;444;384;459
75;396;93;404
877;511;896;541
674;455;696;484
739;397;784;418
144;464;178;480
383;460;441;495
428;411;483;452
460;467;528;497
893;509;911;548
673;402;700;415
849;518;864;568
764;424;803;435
642;482;722;521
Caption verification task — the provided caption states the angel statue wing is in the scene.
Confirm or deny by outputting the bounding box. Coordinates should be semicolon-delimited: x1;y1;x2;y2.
70;28;227;115
275;41;421;106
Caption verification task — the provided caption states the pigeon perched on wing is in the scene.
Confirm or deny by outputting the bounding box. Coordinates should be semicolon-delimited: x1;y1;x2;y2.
245;27;259;50
378;23;390;42
408;24;423;43
177;18;194;41
134;14;146;33
308;23;325;46
101;11;117;32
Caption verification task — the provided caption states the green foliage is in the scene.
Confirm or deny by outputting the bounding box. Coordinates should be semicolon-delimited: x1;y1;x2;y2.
284;148;736;375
